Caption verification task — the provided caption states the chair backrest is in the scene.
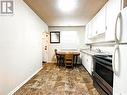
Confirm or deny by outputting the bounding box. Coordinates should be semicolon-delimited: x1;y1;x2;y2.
64;54;73;64
55;49;57;55
54;49;60;61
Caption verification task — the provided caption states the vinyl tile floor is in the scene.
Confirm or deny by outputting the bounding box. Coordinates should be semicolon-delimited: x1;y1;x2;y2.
14;63;100;95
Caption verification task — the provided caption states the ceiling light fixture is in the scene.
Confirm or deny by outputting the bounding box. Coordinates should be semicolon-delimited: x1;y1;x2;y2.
58;0;77;13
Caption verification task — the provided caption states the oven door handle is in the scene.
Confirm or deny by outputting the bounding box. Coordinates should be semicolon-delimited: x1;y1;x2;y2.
112;45;120;76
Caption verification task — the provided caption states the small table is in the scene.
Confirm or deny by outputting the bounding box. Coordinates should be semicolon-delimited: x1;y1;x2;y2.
57;51;80;67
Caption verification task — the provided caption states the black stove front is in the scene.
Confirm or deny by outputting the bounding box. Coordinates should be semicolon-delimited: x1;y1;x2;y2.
92;55;113;95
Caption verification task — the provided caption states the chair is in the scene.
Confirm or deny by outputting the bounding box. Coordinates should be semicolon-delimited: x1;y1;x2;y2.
55;49;60;66
64;54;74;68
55;49;64;67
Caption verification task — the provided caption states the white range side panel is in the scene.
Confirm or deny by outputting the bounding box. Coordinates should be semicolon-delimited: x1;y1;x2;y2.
113;45;127;95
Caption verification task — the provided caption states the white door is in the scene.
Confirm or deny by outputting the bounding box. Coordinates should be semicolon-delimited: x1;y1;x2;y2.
42;32;50;63
105;0;121;41
113;45;127;95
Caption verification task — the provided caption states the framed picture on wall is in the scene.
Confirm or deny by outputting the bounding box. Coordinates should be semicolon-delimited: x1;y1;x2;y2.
50;31;60;43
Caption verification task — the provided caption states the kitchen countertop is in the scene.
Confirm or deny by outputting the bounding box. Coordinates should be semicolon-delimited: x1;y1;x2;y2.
80;49;112;56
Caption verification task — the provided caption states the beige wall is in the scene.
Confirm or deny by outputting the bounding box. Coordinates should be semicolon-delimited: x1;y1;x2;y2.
0;0;48;94
48;26;85;62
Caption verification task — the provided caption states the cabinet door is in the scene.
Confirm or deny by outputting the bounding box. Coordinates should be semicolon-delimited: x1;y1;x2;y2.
81;52;93;75
86;55;93;75
81;53;86;67
105;0;121;41
85;24;92;44
89;5;106;38
91;17;97;37
85;24;89;43
85;55;89;72
89;55;93;73
96;6;106;35
81;53;88;71
87;22;92;39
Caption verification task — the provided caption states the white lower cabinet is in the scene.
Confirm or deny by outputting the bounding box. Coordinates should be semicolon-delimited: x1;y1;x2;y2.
81;52;93;75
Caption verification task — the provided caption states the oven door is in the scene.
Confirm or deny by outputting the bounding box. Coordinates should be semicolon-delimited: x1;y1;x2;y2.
93;56;113;95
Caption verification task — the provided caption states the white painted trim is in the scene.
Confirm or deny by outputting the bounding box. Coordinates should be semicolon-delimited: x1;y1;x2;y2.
8;67;43;95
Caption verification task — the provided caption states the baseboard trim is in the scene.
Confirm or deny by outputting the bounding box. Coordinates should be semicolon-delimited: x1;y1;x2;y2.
47;61;56;63
8;66;43;95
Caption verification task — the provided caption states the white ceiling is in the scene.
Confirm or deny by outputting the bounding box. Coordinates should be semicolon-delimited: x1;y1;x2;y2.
24;0;107;26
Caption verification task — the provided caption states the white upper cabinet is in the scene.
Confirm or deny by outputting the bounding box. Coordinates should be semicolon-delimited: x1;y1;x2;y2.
85;0;123;44
85;4;106;43
105;0;122;41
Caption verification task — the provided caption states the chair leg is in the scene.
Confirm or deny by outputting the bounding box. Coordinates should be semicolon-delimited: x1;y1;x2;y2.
59;59;62;68
58;60;60;67
59;62;60;68
57;61;58;66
